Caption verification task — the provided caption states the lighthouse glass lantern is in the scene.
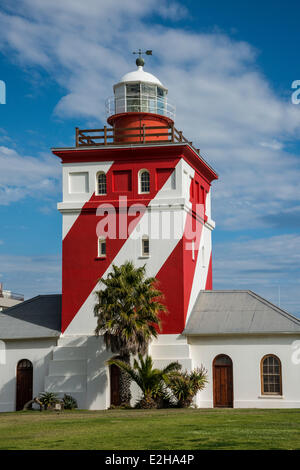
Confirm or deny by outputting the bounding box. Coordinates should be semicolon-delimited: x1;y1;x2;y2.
106;64;174;119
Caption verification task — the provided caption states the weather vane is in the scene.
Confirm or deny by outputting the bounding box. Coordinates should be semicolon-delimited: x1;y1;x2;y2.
132;49;152;67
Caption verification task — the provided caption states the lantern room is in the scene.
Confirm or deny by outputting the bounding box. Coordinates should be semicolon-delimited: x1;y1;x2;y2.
106;55;175;143
106;66;175;120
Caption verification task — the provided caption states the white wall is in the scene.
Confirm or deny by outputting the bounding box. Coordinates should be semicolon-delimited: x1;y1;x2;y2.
0;338;57;412
189;334;300;408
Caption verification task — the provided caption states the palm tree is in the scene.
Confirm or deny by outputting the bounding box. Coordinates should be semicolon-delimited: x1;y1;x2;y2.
94;261;167;405
108;354;181;408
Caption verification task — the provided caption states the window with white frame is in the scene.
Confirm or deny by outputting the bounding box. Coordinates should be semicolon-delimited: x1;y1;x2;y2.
142;236;150;257
98;238;106;257
96;172;107;195
139;169;150;194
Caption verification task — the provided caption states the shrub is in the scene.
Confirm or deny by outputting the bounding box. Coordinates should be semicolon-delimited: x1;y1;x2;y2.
62;394;78;410
39;392;59;409
167;366;208;408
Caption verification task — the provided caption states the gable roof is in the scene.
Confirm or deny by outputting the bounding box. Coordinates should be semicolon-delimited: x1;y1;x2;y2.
183;290;300;336
0;295;61;340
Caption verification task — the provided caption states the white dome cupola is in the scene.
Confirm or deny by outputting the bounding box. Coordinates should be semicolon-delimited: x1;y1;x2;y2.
106;52;175;120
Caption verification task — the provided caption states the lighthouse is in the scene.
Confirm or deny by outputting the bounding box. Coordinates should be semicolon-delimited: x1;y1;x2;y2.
50;53;218;407
1;54;299;413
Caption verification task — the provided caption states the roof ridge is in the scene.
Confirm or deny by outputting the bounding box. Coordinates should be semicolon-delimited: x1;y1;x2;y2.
3;294;61;314
247;290;300;326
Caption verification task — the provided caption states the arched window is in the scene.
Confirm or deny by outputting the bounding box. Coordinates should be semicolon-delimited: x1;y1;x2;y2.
98;237;106;257
96;172;107;195
261;355;282;395
139;170;150;194
142;235;150;257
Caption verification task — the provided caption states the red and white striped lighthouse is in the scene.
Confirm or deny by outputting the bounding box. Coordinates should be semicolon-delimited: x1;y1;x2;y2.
52;54;218;337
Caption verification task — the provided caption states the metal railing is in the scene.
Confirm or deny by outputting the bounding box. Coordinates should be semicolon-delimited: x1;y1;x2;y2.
75;124;200;154
105;95;176;120
0;290;24;301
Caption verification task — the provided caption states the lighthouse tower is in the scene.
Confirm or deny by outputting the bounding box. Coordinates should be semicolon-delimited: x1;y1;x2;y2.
49;54;218;408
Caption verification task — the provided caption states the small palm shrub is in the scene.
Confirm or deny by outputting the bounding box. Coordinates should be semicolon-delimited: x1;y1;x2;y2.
167;366;208;408
62;394;78;410
39;392;59;409
108;354;181;409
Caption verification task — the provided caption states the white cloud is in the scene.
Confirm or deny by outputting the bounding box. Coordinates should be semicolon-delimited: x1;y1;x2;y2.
260;140;283;151
0;145;61;205
0;253;61;298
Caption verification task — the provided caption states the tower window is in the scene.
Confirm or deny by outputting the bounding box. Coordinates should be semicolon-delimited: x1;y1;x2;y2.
139;170;150;194
98;238;106;257
191;240;195;260
97;172;107;195
142;236;150;257
261;355;282;395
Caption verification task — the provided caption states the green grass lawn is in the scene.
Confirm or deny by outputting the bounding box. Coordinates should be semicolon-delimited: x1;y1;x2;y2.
0;408;299;450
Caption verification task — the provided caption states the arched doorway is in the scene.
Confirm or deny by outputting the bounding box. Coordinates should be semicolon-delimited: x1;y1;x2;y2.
16;359;33;411
213;354;233;408
110;364;121;406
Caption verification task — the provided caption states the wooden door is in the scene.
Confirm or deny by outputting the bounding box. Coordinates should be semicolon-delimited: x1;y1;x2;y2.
213;355;233;408
110;364;121;406
16;359;33;411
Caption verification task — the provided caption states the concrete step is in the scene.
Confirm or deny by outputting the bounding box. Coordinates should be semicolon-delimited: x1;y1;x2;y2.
57;335;88;348
45;374;86;393
48;359;87;376
53;346;87;361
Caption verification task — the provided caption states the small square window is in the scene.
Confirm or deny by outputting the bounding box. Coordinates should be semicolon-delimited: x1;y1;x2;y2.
142;238;150;257
98;238;106;257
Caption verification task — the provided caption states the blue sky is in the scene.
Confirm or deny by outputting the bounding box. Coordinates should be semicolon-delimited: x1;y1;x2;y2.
0;0;299;316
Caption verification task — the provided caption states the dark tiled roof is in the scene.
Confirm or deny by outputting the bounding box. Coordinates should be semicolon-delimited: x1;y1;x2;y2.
0;294;61;339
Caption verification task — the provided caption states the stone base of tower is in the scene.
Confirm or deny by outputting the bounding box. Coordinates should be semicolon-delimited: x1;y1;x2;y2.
44;335;111;410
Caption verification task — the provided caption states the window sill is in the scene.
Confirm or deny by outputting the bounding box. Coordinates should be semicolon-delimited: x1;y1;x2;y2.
258;395;284;399
95;256;106;260
139;255;150;259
